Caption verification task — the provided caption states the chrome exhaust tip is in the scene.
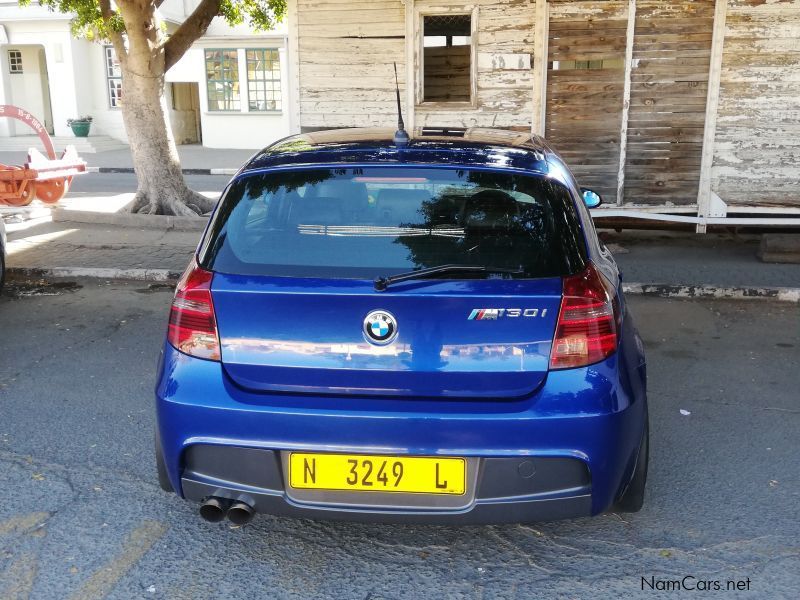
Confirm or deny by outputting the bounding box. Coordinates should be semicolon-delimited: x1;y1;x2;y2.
227;501;255;525
199;497;228;523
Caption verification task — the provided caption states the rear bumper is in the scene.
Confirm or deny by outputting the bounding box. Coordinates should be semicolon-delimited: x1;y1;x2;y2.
180;447;592;524
156;337;647;523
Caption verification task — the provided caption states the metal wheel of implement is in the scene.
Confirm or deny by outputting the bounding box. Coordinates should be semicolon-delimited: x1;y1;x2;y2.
35;178;69;203
3;171;37;206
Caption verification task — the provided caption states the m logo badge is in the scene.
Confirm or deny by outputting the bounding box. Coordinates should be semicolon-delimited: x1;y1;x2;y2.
468;308;548;320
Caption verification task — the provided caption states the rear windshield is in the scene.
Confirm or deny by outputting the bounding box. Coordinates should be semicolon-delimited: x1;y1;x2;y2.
201;167;586;279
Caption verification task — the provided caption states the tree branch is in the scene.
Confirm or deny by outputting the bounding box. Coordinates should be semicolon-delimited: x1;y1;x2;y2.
163;0;221;71
99;0;126;58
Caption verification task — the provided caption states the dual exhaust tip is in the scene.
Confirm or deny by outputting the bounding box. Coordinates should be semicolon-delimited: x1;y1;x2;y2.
200;497;255;525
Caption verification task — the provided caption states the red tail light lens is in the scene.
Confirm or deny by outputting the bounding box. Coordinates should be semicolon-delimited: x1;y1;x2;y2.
167;261;221;361
550;263;619;369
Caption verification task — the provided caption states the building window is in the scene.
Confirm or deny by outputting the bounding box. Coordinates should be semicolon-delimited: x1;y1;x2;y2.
205;49;240;111
105;46;122;108
246;49;281;112
422;14;472;103
8;50;23;74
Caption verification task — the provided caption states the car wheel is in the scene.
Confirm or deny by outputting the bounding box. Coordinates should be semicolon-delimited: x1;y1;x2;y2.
615;418;649;513
155;431;174;493
0;247;5;293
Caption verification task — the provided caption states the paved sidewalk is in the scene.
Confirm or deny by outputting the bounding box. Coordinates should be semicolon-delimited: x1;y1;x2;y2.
0;145;256;174
4;220;198;274
4;218;800;300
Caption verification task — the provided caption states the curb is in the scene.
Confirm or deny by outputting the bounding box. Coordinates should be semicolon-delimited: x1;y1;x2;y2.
94;167;238;176
621;283;800;303
8;267;183;282
5;267;800;302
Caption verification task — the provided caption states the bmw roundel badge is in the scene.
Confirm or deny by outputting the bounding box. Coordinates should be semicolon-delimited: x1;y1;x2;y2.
363;310;398;345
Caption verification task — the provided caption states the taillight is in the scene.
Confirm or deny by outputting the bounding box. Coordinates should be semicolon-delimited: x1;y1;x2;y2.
167;260;221;361
550;263;619;369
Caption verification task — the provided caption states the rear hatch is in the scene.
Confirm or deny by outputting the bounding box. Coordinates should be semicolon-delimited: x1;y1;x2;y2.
211;276;561;398
200;165;586;399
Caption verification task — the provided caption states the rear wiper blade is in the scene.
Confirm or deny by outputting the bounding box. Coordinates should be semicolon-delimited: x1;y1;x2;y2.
374;264;523;291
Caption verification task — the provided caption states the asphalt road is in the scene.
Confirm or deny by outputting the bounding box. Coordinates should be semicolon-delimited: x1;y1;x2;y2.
0;281;797;599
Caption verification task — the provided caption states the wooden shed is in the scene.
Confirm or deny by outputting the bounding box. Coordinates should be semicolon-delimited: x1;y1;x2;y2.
286;0;800;230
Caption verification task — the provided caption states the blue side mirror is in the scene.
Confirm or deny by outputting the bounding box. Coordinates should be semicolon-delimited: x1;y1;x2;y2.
581;188;602;209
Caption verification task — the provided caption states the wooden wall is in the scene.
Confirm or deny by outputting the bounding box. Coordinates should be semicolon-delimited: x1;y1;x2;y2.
546;0;714;206
546;0;628;202
545;0;799;210
624;0;714;205
712;0;800;207
295;0;538;131
295;0;407;129
292;0;800;211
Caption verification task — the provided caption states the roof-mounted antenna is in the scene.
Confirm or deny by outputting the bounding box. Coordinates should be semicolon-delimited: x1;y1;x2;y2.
393;62;410;146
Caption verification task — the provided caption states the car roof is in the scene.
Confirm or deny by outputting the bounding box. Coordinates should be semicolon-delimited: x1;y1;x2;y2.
240;127;555;175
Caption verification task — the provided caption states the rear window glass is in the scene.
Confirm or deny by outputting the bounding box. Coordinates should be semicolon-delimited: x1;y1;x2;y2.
201;167;586;279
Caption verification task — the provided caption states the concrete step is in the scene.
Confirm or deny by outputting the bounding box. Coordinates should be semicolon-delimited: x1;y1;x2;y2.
758;234;800;264
0;135;128;154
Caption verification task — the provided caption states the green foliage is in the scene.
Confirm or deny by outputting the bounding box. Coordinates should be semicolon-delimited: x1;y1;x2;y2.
20;0;118;39
220;0;287;31
19;0;286;42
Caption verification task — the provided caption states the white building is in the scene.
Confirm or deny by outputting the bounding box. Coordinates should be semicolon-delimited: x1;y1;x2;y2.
0;0;292;149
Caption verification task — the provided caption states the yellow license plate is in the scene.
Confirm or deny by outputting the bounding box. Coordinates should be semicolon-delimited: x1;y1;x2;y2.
289;453;466;495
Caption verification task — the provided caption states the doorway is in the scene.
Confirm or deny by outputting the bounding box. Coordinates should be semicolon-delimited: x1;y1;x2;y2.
168;82;201;144
3;44;54;135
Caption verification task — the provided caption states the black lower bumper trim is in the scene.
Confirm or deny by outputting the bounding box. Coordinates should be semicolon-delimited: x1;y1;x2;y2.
181;478;592;524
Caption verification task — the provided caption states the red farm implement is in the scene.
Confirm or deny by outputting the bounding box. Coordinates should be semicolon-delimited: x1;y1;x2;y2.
0;104;87;207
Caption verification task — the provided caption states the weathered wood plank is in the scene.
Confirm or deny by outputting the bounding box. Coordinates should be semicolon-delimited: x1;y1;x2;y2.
622;0;714;206
531;0;548;135
288;0;300;133
711;0;800;207
546;0;629;199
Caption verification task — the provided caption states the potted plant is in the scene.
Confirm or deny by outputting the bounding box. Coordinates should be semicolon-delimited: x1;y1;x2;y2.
67;116;93;137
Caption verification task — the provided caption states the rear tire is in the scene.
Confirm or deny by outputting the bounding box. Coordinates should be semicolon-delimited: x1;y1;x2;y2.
155;431;174;493
615;418;649;513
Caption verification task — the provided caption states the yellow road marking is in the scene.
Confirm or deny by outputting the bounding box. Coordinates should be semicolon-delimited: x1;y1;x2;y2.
0;553;39;600
67;520;168;600
0;512;49;537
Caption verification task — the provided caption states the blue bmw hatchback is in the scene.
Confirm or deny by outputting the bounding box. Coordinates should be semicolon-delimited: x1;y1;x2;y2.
155;127;648;525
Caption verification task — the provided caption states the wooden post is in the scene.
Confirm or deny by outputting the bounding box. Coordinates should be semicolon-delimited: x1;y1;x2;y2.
531;0;549;137
696;0;729;234
287;0;301;134
616;0;636;206
404;0;416;133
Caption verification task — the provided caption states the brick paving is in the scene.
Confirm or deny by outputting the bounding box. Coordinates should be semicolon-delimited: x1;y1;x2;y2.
5;221;199;273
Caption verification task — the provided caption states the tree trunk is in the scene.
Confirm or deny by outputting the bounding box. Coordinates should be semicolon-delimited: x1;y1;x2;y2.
117;3;216;216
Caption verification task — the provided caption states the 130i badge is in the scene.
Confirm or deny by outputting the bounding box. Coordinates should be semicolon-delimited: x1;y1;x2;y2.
468;308;548;320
